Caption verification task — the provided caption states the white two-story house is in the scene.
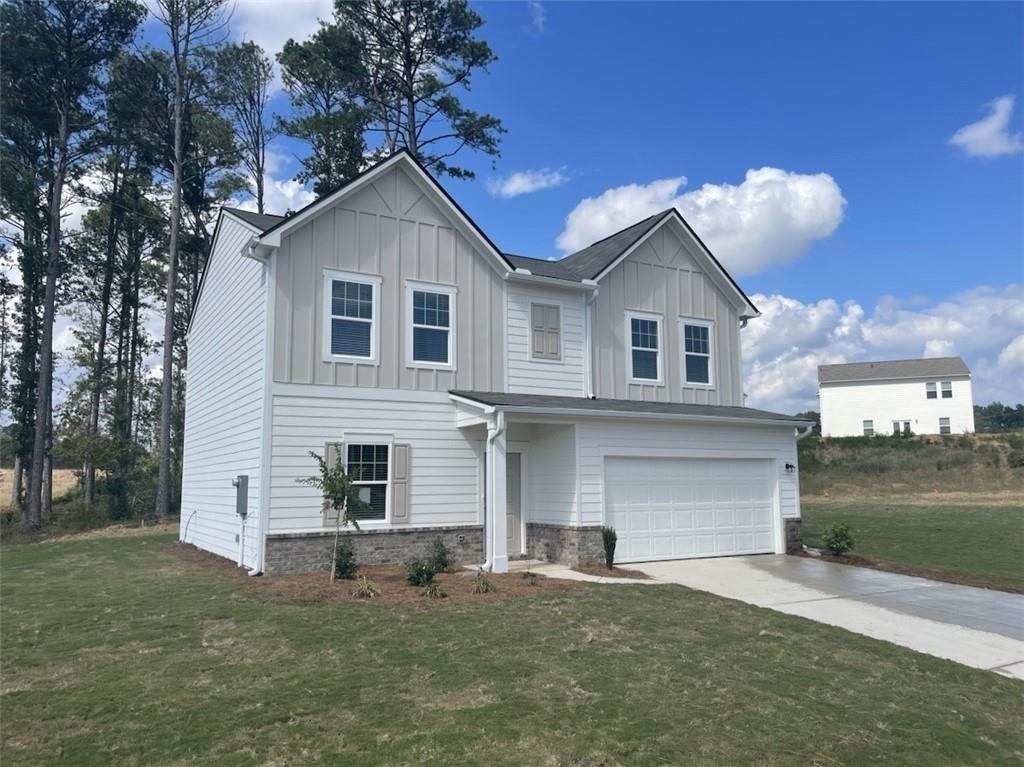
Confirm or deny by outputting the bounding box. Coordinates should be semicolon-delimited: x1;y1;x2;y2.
180;151;812;574
818;357;976;438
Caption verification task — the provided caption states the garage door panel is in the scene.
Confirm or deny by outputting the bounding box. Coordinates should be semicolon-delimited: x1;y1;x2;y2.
606;457;775;563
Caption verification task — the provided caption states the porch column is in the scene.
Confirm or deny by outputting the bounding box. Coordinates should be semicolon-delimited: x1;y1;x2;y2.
487;414;508;573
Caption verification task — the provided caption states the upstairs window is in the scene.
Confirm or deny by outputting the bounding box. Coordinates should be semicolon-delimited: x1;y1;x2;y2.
941;381;952;399
324;270;380;362
939;417;951;435
407;283;456;367
628;312;662;382
681;319;714;386
863;420;874;436
347;444;389;521
926;382;937;399
531;303;561;360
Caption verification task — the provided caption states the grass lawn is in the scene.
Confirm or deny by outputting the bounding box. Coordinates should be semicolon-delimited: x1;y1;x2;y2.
2;531;1022;766
802;501;1024;593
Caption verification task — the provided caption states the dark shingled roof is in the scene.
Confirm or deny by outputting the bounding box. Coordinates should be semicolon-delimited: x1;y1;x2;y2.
818;357;971;384
224;207;284;231
556;211;669;280
450;390;808;424
504;253;584;282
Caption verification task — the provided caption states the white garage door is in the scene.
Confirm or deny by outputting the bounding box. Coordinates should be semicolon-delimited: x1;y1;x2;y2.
605;457;775;563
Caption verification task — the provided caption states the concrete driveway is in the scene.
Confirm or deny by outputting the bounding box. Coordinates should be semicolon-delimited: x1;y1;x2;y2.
633;555;1024;680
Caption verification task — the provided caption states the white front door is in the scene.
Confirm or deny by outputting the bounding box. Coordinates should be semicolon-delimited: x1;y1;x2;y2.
605;457;775;563
506;452;522;556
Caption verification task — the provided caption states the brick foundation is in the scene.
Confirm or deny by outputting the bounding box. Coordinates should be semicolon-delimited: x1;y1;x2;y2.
785;519;803;554
264;525;484;574
525;523;605;567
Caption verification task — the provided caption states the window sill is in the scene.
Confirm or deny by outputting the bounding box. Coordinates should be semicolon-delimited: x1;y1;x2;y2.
325;354;379;365
629;378;665;386
406;361;455;371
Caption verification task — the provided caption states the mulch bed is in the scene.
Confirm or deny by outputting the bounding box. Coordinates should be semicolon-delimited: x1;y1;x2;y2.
573;563;651;580
167;542;580;606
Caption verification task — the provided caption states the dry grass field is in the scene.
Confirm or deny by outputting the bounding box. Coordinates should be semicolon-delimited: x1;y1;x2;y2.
0;468;79;511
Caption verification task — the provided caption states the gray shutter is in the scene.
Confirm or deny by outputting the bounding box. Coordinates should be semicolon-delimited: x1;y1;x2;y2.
391;443;409;523
531;304;561;360
322;441;343;526
531;304;546;359
545;305;561;358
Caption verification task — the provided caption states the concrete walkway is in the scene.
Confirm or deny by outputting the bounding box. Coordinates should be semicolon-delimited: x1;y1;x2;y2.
631;555;1024;679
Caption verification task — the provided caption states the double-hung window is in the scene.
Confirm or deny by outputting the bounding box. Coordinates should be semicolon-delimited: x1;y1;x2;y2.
939;417;951;435
681;319;714;386
324;270;380;362
926;382;937;399
407;282;456;367
347;444;389;521
863;420;874;436
627;312;662;383
941;381;952;399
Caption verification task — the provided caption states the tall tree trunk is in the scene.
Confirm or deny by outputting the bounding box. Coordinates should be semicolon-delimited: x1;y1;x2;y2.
155;70;185;520
10;457;22;508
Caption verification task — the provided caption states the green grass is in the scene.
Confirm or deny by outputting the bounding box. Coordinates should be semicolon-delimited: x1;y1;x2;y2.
803;501;1024;592
2;532;1022;766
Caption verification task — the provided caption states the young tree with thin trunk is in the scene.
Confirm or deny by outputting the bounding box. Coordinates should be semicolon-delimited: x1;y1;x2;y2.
150;0;230;520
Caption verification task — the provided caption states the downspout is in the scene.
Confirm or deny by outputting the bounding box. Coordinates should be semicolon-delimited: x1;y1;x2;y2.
481;409;506;571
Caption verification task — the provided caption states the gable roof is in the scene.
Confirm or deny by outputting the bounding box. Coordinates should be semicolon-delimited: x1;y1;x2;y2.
223;206;284;231
818;357;971;384
558;213;667;280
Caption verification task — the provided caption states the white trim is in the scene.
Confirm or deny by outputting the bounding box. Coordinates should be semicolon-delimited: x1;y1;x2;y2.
254;250;277;574
529;301;564;363
274;382;452;402
322;268;382;364
679;316;715;389
344;439;393;525
625;310;664;385
508;441;529;558
405;279;457;370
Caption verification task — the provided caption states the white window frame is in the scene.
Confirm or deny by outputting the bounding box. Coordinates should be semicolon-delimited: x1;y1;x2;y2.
626;310;664;385
926;382;937;399
405;279;457;370
863;419;874;437
530;302;563;363
938;417;951;435
679;316;715;388
941;380;953;399
322;268;382;364
343;435;393;524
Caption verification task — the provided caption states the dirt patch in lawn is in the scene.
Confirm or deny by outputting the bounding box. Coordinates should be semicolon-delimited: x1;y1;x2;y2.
797;551;1024;594
167;542;581;605
573;563;651;580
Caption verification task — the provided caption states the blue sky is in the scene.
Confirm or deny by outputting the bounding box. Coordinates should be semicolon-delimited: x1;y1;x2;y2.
139;2;1024;409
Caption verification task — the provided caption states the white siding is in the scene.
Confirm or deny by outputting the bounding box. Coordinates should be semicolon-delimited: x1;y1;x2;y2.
820;377;975;437
506;284;586;396
268;384;483;532
575;419;801;527
526;424;577;525
180;214;267;564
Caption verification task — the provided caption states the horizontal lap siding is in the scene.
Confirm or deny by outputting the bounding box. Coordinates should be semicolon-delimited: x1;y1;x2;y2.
268;387;482;532
819;378;975;437
527;424;577;525
575;420;800;526
506;285;586;396
180;215;267;563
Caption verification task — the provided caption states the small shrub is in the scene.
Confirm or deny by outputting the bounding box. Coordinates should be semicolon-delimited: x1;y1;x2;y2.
471;571;494;594
1008;449;1024;469
822;522;855;556
423;582;447;599
521;570;538;586
334;538;359;580
351;576;380;599
601;526;617;569
405;559;437;586
429;537;456;573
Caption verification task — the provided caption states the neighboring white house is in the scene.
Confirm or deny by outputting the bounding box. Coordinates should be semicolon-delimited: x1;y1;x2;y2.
818;357;975;438
180;151;812;576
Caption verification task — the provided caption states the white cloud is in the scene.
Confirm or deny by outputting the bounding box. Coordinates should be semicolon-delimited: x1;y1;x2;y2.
949;95;1024;157
487;168;567;199
742;284;1024;413
234;173;316;215
527;1;546;32
555;168;846;275
230;0;332;61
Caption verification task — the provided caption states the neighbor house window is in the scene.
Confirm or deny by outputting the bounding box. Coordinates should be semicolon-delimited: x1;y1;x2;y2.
863;420;874;436
941;381;952;399
903;421;912;436
531;303;561;360
627;312;662;382
323;270;380;362
926;382;937;399
939;417;951;435
346;444;389;520
407;282;456;367
892;421;900;436
681;319;714;386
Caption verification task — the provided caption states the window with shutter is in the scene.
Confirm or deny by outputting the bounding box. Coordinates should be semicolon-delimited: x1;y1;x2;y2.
531;303;561;360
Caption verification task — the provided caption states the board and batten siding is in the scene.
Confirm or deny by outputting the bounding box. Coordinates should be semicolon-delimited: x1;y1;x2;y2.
272;166;505;391
268;384;483;533
819;377;975;437
590;221;744;406
506;284;586;396
575;419;800;527
180;213;267;565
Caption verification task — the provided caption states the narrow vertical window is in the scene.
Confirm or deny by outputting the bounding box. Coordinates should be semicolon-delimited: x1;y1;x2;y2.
939;417;951;435
628;314;661;382
941;381;952;399
863;420;874;436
